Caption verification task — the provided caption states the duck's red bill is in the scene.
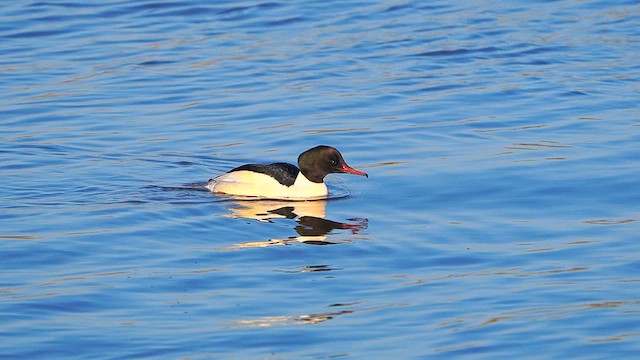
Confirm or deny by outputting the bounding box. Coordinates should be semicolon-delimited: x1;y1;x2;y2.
341;163;368;178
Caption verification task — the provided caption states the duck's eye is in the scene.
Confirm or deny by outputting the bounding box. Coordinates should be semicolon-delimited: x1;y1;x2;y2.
331;159;338;165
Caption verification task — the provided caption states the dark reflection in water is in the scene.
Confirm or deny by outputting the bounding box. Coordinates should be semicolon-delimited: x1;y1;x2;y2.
275;264;341;273
218;199;368;249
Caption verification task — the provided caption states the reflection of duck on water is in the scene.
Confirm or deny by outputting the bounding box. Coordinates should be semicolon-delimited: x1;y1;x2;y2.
220;199;367;249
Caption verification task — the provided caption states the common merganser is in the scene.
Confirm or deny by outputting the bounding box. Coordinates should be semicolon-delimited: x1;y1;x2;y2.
206;145;368;200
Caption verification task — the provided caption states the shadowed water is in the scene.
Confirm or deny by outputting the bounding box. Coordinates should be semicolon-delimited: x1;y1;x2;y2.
1;0;639;358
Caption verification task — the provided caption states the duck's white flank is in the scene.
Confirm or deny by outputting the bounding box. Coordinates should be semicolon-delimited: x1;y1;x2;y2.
207;170;328;200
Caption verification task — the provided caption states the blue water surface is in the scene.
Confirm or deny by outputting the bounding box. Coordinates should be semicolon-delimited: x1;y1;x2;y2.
2;0;640;359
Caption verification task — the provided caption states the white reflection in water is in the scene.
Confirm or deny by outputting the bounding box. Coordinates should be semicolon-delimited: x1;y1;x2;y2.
217;199;368;249
224;302;407;329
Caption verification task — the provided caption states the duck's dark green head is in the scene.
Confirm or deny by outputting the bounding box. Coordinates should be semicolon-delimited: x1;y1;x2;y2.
298;145;368;183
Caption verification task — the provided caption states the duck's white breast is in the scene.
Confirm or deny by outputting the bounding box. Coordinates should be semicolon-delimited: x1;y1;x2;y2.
207;170;328;200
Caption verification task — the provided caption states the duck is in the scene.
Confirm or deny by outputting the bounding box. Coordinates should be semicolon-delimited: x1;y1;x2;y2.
206;145;368;200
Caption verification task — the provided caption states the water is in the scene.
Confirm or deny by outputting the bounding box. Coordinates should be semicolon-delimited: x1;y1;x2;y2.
2;0;639;358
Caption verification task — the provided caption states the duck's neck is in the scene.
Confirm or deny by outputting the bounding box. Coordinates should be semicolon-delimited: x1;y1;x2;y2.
299;166;326;184
290;172;328;198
